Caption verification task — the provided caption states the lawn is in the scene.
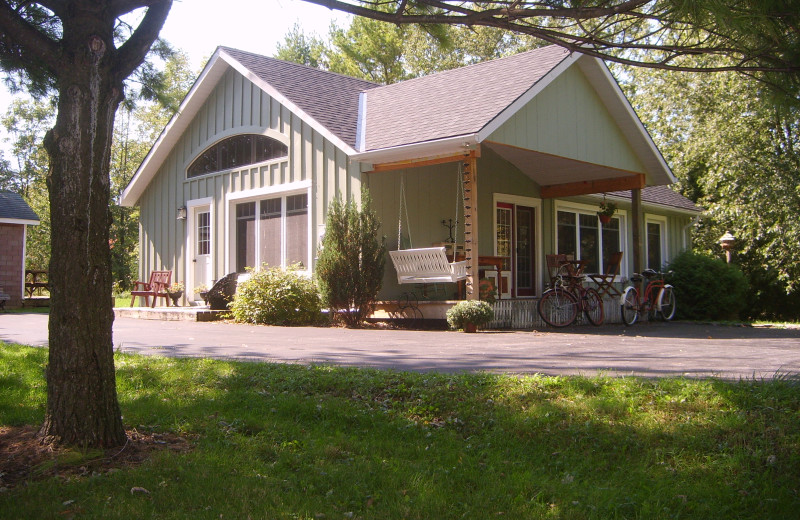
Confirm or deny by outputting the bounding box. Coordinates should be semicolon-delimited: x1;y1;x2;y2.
1;342;798;519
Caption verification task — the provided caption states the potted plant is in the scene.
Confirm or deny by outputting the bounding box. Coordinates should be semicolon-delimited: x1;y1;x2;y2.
446;300;494;333
479;277;497;304
166;282;184;306
194;284;209;305
597;198;617;224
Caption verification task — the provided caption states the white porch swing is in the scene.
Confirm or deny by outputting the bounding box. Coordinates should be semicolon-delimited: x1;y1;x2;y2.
388;170;468;285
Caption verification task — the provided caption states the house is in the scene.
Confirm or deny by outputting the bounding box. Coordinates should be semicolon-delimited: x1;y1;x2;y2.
121;45;699;313
0;191;40;308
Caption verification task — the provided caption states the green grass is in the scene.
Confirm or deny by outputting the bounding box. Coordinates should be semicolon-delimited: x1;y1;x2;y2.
1;342;799;519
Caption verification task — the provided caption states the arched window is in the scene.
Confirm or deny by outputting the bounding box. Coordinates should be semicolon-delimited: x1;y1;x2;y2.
187;134;288;178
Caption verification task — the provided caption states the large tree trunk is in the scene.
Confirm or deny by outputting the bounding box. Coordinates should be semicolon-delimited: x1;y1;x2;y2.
39;33;126;447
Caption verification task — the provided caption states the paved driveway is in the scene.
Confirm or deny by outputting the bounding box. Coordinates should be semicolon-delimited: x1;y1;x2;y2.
2;312;799;379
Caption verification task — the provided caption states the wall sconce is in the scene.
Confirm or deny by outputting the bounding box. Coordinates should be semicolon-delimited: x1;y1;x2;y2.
176;206;187;220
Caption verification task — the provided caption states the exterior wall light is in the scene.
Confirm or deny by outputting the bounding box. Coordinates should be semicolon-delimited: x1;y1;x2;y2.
177;206;187;220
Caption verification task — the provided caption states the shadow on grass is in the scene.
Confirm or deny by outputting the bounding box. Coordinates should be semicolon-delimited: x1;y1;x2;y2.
2;345;799;519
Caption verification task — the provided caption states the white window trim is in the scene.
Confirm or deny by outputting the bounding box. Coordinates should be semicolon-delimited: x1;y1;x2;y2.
554;200;629;278
225;180;312;275
184;128;290;180
492;193;542;297
645;214;668;270
185;197;214;294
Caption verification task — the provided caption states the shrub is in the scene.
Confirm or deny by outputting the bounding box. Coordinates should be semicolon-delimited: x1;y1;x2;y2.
316;189;386;328
230;265;323;326
665;250;748;321
446;300;494;330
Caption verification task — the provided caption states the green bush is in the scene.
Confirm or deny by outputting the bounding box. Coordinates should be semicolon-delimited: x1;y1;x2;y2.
665;250;748;321
446;300;494;330
230;265;323;326
316;189;386;328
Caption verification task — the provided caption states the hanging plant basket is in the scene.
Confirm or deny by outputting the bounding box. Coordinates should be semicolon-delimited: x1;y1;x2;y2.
598;214;612;224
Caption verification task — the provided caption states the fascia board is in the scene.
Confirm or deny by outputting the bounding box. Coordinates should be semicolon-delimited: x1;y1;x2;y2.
585;192;702;215
121;47;229;207
0;218;39;225
220;50;358;157
352;134;479;165
577;56;677;185
476;51;579;142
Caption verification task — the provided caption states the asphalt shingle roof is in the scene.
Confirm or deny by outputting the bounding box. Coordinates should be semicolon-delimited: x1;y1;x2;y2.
0;191;39;222
362;45;571;151
611;185;700;212
221;47;379;148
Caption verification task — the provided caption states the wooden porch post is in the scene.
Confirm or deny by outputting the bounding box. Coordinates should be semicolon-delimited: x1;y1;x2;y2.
631;188;643;275
463;153;479;300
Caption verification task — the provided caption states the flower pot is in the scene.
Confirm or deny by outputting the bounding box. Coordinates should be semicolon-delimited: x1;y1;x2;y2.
598;214;611;224
464;322;478;333
168;290;183;306
199;291;209;305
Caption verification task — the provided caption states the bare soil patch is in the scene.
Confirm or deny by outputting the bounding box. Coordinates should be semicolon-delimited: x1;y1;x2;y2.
0;426;192;490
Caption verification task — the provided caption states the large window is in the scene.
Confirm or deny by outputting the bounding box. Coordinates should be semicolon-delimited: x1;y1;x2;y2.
646;219;666;270
188;134;288;178
234;193;308;272
557;209;622;274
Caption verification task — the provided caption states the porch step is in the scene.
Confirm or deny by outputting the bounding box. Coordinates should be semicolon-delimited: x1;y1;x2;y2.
114;307;225;322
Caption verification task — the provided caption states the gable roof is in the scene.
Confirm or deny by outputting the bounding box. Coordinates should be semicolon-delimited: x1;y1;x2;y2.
361;45;571;152
0;191;39;224
612;185;701;213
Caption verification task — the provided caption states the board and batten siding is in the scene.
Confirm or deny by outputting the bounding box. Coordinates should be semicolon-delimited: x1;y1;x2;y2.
488;65;646;175
137;68;361;290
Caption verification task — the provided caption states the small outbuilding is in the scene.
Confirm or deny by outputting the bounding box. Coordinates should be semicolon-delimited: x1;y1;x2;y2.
0;191;40;308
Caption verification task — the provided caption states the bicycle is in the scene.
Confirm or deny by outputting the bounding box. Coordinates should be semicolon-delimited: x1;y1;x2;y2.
619;269;676;326
538;269;604;328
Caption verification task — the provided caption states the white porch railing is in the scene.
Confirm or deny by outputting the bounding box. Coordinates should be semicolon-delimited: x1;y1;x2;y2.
488;297;626;329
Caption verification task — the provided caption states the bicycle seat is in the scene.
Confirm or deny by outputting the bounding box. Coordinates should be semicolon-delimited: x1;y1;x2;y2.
642;269;659;278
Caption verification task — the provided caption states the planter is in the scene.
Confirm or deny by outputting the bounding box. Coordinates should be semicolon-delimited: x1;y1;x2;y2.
168;290;183;306
464;322;478;333
199;291;209;305
598;214;612;224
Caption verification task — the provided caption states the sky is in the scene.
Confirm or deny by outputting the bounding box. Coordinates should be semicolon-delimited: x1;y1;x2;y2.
0;0;349;157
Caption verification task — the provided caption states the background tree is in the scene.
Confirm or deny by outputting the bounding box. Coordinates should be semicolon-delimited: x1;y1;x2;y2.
0;0;172;448
623;60;800;319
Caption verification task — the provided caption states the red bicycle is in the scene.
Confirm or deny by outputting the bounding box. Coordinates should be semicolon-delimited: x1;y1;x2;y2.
620;269;676;326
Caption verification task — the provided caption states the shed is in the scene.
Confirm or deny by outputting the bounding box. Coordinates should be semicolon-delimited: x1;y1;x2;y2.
0;191;40;308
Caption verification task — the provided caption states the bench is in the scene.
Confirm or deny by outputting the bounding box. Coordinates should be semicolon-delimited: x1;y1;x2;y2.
0;286;9;311
25;270;49;297
130;270;172;307
389;247;468;285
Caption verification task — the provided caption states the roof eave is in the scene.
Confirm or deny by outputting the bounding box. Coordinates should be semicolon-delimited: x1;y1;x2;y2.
352;134;480;166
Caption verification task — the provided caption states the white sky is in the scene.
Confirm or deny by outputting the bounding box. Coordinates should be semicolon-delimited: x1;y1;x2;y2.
0;0;348;156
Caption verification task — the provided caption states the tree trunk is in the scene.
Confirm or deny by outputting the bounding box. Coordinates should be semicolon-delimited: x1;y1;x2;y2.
39;34;126;447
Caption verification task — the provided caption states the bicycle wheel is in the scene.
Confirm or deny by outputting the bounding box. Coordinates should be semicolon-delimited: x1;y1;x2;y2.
620;286;639;326
538;287;579;328
656;285;676;321
583;287;604;326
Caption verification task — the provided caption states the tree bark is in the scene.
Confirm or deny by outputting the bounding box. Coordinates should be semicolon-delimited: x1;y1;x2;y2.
39;29;126;447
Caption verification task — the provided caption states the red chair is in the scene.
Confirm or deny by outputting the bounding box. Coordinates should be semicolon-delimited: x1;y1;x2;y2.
130;270;172;307
586;252;623;298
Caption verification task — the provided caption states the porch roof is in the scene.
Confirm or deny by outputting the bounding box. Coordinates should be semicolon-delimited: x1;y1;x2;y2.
0;191;39;225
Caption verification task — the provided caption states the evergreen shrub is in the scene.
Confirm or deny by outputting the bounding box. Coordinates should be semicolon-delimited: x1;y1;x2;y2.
446;300;494;330
230;265;323;326
665;250;748;320
316;189;386;328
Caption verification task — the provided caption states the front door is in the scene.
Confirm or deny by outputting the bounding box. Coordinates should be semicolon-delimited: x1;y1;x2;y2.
496;202;537;297
192;206;212;301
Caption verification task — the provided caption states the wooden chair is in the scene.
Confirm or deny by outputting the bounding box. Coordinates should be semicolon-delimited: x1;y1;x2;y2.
545;254;570;287
586;252;623;298
130;270;172;307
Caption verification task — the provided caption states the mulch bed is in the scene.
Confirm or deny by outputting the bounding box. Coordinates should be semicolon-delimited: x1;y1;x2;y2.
0;426;193;490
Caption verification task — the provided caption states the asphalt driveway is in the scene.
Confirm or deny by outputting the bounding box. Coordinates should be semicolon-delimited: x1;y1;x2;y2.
2;312;799;379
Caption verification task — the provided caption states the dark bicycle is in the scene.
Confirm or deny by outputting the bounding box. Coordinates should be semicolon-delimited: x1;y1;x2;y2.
538;266;604;328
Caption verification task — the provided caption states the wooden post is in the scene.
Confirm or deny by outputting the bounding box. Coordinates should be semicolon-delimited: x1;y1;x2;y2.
462;153;479;300
631;188;643;275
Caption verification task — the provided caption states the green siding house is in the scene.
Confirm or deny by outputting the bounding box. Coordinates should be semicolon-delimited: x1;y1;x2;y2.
122;45;698;315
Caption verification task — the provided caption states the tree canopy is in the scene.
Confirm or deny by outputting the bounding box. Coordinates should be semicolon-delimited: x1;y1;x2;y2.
301;0;800;83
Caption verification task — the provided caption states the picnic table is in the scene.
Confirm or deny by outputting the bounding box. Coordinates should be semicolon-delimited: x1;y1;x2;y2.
25;270;49;297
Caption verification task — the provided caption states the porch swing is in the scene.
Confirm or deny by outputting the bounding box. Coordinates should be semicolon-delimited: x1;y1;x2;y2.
388;170;468;285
